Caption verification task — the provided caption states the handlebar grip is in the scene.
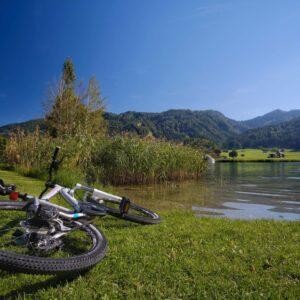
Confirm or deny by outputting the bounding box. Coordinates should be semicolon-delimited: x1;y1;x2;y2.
52;146;61;161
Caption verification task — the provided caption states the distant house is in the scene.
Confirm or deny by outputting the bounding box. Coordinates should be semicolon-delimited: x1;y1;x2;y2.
268;151;285;158
276;150;285;158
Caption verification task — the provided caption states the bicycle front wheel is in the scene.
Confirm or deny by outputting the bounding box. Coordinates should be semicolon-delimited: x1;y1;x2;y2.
93;199;161;225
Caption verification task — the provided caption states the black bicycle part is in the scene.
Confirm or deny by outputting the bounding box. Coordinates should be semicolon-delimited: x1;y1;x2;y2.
39;146;64;199
78;201;107;217
119;197;131;215
0;201;108;275
87;196;161;225
0;179;16;196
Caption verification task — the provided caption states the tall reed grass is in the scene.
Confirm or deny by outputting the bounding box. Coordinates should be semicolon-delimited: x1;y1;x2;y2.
89;136;206;185
4;130;206;186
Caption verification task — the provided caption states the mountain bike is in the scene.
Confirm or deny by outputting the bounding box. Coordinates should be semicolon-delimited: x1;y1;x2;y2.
0;147;160;274
37;147;161;225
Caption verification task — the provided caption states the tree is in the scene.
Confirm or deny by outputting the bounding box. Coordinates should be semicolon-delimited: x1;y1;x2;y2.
228;150;238;159
213;148;221;157
84;76;106;137
45;59;106;139
63;58;76;86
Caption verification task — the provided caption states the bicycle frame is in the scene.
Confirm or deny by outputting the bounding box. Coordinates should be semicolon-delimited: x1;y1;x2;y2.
41;182;123;214
32;146;123;218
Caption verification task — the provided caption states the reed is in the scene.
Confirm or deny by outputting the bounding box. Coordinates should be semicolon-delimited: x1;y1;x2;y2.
90;136;206;185
4;131;206;185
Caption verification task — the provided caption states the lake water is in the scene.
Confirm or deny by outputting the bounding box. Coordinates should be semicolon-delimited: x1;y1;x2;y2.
116;162;300;221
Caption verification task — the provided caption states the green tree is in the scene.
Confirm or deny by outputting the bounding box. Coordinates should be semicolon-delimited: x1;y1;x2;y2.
45;59;106;139
84;76;106;137
229;150;238;159
63;58;76;86
213;148;221;157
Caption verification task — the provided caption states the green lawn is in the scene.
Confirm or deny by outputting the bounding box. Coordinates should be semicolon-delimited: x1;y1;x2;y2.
219;149;300;162
0;170;299;299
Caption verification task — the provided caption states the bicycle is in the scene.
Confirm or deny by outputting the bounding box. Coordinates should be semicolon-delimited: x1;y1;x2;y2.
0;146;160;274
38;146;161;225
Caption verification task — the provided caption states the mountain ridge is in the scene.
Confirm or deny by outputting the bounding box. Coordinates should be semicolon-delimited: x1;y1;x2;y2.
242;109;300;128
0;108;300;148
237;116;300;149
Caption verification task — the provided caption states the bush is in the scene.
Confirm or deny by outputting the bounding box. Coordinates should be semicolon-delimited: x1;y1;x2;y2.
88;136;206;185
4;131;206;186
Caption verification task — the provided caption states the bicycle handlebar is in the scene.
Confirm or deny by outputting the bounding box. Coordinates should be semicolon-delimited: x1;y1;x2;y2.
52;146;61;162
39;146;62;199
49;146;62;179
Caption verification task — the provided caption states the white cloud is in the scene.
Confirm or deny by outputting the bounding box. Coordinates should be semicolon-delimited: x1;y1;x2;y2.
234;86;257;95
172;3;232;23
194;3;231;16
130;94;144;100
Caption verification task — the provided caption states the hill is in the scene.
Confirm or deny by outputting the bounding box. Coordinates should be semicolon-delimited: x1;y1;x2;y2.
237;117;300;149
0;110;248;145
1;109;300;148
105;109;248;144
242;109;300;129
0;119;46;136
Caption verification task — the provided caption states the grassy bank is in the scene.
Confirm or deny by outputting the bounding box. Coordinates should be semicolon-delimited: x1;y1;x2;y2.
218;148;300;162
0;170;299;299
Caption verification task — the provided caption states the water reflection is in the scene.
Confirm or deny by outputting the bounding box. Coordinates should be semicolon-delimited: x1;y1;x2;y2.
115;162;300;220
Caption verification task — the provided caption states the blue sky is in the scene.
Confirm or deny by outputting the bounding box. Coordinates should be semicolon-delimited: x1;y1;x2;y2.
0;0;300;125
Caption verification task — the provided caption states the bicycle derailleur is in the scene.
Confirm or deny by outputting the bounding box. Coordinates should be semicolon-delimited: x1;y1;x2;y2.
15;204;72;254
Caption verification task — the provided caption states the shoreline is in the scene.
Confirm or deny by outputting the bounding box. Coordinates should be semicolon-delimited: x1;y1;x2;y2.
217;159;300;163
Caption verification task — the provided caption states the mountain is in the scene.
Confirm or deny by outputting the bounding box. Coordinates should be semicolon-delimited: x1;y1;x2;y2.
105;109;248;144
0;110;247;145
0;109;299;148
242;109;300;129
236;117;300;149
0;119;46;136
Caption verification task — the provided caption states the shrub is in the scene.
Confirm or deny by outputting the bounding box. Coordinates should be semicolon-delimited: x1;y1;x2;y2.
89;136;206;185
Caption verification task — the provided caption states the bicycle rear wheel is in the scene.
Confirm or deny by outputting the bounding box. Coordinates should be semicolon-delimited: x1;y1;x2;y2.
0;201;107;275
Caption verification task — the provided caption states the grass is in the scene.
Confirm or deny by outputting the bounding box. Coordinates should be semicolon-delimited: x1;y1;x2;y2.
4;131;206;185
91;137;206;184
219;148;300;162
0;170;299;299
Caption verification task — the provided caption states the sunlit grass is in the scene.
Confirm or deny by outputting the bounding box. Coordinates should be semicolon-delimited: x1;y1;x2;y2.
0;171;299;298
220;148;300;162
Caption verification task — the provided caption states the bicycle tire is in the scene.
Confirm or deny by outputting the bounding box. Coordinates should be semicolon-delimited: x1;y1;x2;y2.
94;200;161;225
0;201;107;275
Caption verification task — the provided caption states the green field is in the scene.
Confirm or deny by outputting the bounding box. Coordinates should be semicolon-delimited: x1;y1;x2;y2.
0;170;299;299
219;149;300;162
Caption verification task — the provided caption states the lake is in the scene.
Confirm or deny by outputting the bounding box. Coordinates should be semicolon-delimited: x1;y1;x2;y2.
116;162;300;220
